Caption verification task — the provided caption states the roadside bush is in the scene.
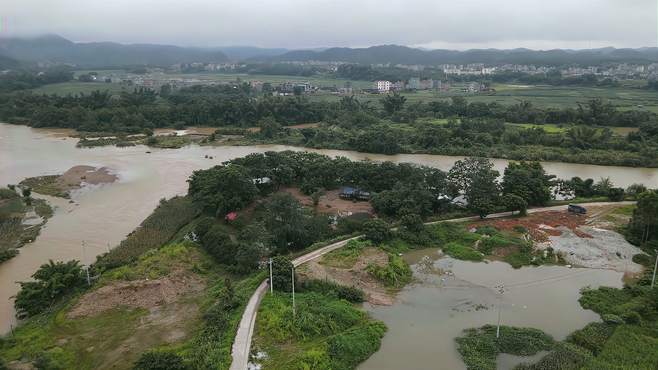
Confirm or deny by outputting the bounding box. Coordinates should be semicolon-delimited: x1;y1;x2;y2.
14;260;85;317
271;255;294;292
362;219;391;245
133;350;187;370
301;279;365;303
607;187;625;202
336;213;370;235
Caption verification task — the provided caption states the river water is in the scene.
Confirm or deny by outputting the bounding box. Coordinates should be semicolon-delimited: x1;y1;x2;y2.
359;251;624;370
0;122;656;335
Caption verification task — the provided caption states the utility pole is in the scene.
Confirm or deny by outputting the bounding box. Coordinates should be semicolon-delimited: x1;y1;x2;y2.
651;251;658;289
291;265;296;318
269;258;273;294
495;284;505;338
81;241;90;286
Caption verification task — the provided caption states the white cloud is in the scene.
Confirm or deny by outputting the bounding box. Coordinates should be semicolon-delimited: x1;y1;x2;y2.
1;0;656;49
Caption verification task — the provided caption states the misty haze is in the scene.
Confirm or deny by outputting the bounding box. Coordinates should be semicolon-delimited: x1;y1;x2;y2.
0;1;657;370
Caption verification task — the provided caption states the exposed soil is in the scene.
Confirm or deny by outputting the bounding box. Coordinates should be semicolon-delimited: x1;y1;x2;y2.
19;165;118;198
470;210;589;242
67;270;204;319
281;187;373;216
58;165;117;188
470;205;643;273
297;247;394;305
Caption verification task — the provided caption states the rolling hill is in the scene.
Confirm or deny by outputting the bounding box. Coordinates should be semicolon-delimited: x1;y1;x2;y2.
0;35;228;67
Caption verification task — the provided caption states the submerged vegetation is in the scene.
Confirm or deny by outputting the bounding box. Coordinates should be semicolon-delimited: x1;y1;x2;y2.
0;186;53;263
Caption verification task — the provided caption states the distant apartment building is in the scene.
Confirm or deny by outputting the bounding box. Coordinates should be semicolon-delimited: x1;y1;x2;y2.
376;80;392;93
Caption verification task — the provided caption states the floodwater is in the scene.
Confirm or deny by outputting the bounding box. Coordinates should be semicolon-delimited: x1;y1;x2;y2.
359;250;624;370
0;122;655;334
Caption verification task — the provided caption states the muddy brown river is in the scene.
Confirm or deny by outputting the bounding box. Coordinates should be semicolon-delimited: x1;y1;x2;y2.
1;122;656;337
359;251;623;370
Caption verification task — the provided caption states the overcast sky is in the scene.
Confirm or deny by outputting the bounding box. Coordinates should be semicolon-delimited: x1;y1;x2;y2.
1;0;656;50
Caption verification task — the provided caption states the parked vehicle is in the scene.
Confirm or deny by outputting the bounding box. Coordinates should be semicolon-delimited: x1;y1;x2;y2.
568;204;587;214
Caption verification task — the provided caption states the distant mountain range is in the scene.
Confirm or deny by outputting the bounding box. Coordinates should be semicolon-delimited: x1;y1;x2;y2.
263;44;658;65
0;35;228;67
1;35;657;68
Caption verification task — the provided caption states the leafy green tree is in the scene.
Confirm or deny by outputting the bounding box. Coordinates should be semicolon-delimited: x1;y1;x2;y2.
188;164;258;216
627;191;658;245
363;219;391;244
271;255;294;292
200;225;237;264
133;351;187;370
15;260;85;317
448;157;500;217
400;213;424;232
258;116;281;139
502;161;555;206
501;194;528;216
381;93;406;115
263;193;329;252
234;242;265;273
607;188;625;202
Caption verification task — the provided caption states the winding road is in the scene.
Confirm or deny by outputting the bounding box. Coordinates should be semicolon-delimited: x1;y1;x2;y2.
228;201;633;370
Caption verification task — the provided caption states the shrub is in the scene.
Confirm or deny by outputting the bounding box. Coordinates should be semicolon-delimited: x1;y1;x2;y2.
271;256;294;292
366;254;412;287
201;225;237;264
566;322;615;355
632;253;654;267
607;187;625;202
327;322;387;370
516;342;592;370
14;260;85;317
442;242;483;261
133;351;187;370
301;279;365;303
455;325;554;370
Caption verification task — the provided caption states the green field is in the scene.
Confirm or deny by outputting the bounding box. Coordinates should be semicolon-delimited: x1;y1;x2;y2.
417;118;637;136
309;83;658;110
30;71;658;114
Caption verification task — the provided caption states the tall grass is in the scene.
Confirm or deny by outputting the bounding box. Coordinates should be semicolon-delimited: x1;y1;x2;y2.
94;196;199;270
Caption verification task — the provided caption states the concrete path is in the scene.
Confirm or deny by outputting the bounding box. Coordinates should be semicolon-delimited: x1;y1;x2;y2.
228;201;633;369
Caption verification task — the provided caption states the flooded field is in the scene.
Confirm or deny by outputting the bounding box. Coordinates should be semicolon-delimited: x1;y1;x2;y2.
359;250;624;370
0;122;655;334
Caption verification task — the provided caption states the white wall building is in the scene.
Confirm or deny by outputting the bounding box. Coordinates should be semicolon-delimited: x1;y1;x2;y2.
376;80;392;93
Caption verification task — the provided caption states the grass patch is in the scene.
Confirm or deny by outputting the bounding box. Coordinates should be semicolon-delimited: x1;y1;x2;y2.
442;242;484;261
19;175;70;198
94;196;199;271
320;239;371;268
252;291;385;370
583;325;658;370
455;325;554;370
